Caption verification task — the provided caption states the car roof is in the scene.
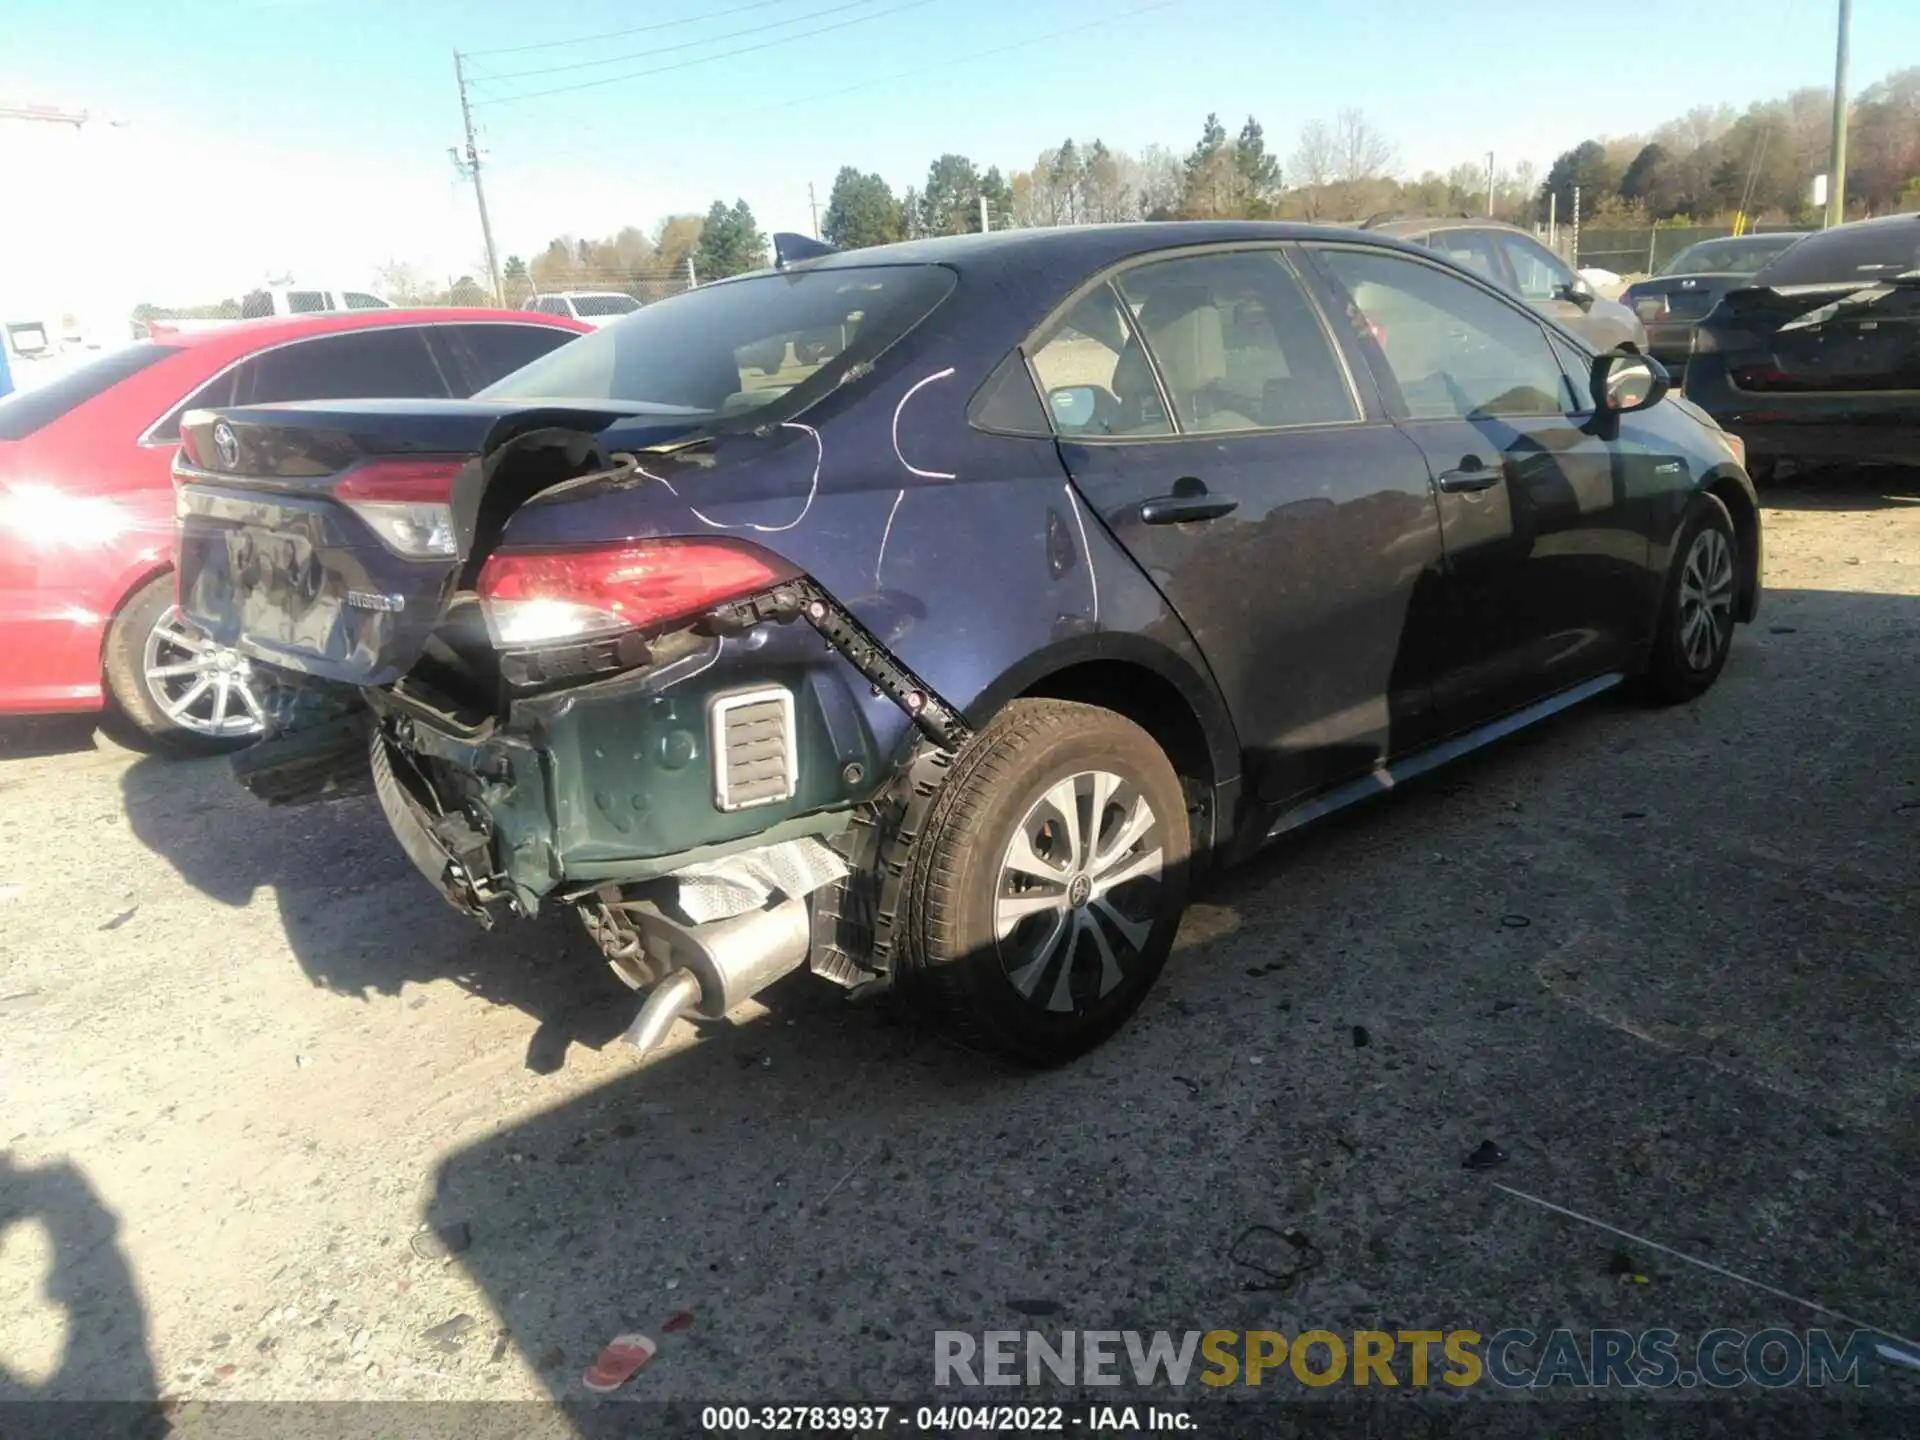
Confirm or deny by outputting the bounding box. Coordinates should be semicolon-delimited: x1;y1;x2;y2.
143;307;587;349
722;221;1437;296
1360;214;1524;238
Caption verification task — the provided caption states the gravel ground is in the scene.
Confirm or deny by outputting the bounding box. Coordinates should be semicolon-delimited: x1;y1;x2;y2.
1;473;1916;1424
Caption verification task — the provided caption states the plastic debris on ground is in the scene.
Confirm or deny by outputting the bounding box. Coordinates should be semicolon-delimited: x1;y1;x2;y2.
409;1220;472;1260
582;1333;657;1392
671;837;849;924
1464;1140;1508;1170
1878;1343;1920;1374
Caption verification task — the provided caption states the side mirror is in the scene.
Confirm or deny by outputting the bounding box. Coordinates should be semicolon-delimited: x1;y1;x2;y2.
1047;385;1100;431
1560;275;1597;311
1591;351;1670;414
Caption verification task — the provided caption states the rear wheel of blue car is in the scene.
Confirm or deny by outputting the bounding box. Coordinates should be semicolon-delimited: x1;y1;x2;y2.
898;700;1191;1065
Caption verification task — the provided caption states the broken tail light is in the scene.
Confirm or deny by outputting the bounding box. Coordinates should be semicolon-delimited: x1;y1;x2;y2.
337;456;470;559
476;538;798;648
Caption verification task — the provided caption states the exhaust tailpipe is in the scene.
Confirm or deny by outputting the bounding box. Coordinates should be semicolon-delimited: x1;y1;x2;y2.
617;898;811;1056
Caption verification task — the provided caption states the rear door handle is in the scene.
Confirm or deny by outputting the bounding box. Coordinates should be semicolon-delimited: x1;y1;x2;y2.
1436;459;1505;493
1139;493;1239;525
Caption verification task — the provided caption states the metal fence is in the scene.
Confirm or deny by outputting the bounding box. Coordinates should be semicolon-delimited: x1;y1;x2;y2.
1573;224;1806;277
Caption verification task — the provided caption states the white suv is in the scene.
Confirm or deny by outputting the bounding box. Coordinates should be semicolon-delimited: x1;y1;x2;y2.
240;287;393;318
524;292;640;328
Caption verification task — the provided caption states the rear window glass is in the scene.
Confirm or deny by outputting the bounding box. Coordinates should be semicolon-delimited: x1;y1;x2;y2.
1660;235;1803;277
481;264;957;423
0;344;181;441
435;323;579;393
1755;218;1920;286
571;294;639;317
242;328;450;404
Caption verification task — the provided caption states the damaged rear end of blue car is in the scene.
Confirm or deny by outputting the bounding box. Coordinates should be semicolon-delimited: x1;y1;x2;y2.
171;236;1224;1065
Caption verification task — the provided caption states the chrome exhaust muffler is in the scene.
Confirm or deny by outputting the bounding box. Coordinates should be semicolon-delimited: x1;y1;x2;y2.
615;898;812;1057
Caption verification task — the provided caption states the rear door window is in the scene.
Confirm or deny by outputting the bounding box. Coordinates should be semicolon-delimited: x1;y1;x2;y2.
286;291;332;314
238;328;453;405
1496;232;1576;301
0;343;181;441
1114;250;1359;432
432;323;579;395
342;292;390;310
1426;230;1506;285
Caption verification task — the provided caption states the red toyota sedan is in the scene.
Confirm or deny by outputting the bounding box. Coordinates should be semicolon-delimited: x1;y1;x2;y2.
0;308;587;751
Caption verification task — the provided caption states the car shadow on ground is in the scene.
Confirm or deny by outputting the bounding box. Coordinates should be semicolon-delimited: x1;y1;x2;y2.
1760;464;1920;513
109;587;1920;1422
0;717;107;762
115;748;645;1074
0;1153;164;1436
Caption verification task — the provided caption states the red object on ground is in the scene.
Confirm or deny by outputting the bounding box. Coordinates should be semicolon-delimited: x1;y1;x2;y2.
0;307;586;718
662;1311;694;1333
582;1332;657;1392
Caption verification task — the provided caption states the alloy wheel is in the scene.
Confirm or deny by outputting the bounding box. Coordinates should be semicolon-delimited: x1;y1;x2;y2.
994;769;1165;1014
140;606;268;739
1677;527;1735;672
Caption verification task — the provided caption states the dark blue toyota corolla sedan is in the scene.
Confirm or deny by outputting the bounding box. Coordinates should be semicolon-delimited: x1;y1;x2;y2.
171;222;1761;1065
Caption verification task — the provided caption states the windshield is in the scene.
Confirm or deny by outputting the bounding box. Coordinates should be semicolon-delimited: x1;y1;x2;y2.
481;263;957;421
1659;236;1802;277
571;294;639;317
1755;217;1920;287
0;343;181;441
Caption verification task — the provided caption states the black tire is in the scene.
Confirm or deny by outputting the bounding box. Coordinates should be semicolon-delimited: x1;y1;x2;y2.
1640;493;1740;705
102;573;259;755
895;700;1191;1065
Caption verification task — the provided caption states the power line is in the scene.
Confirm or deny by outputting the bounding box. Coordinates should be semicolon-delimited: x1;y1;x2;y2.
477;0;900;84
737;0;1177;119
462;0;814;58
475;0;938;106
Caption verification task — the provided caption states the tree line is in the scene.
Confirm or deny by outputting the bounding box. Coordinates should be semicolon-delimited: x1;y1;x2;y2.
134;66;1919;319
1541;66;1919;226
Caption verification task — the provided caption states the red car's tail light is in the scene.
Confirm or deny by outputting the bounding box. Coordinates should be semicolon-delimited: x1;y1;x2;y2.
336;456;470;559
477;538;798;648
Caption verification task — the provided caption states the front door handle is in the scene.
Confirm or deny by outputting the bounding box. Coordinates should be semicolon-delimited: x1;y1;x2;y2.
1140;492;1239;525
1436;457;1506;493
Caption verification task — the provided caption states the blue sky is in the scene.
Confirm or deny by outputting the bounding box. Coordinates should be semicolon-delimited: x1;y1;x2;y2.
6;0;1917;304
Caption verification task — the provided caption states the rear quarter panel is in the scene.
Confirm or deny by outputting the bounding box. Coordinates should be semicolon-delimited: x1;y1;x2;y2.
497;311;1233;781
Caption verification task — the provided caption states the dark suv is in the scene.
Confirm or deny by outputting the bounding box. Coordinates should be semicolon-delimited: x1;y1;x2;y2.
1364;215;1647;353
171;223;1760;1065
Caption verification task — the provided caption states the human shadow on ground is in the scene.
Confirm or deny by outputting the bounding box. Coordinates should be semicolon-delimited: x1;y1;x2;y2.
0;1152;165;1438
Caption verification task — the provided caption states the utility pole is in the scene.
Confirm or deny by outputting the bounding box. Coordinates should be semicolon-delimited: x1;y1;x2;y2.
1572;185;1582;269
1485;152;1495;216
808;183;820;240
1825;0;1851;228
979;194;990;233
452;51;504;307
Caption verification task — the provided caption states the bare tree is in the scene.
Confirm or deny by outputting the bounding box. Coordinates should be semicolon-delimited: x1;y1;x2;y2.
1129;144;1185;220
1290;120;1335;189
1288;120;1335;219
1332;109;1395;184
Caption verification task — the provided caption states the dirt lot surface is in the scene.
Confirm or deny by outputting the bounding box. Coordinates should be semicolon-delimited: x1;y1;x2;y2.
2;474;1917;1425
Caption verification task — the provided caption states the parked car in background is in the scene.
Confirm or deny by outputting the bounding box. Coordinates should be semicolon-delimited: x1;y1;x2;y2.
1362;215;1648;352
240;286;393;317
172;223;1759;1067
0;307;586;751
1620;232;1809;383
523;291;641;327
1682;212;1920;480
